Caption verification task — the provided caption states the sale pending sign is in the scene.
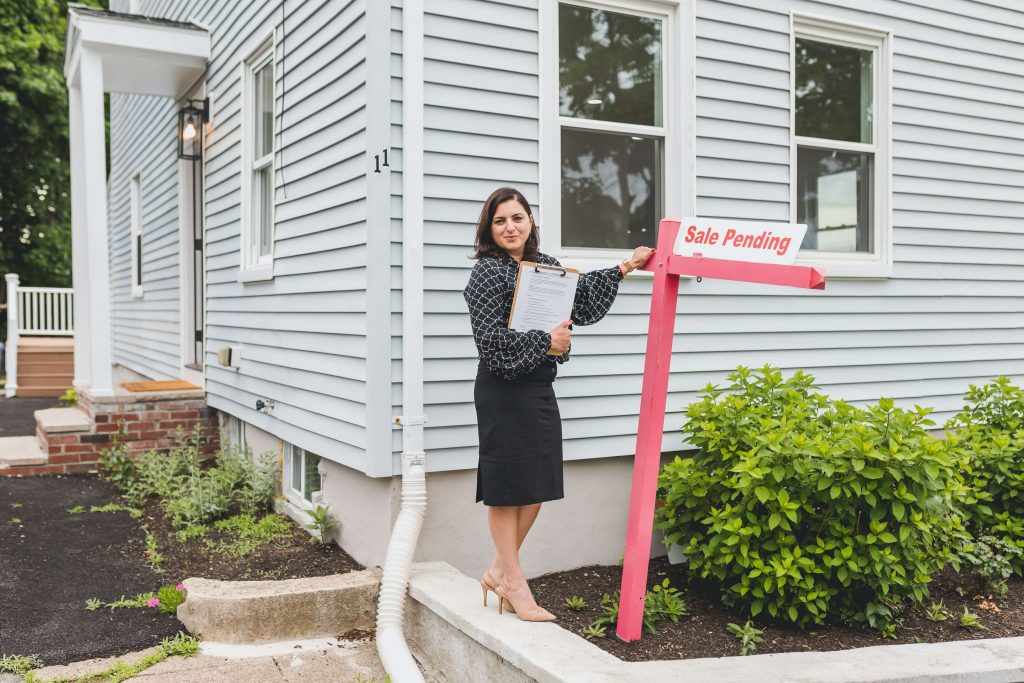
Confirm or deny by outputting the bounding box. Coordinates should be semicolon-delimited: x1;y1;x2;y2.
673;218;807;265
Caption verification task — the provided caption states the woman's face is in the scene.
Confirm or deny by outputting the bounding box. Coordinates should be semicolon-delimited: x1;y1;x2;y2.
490;199;533;260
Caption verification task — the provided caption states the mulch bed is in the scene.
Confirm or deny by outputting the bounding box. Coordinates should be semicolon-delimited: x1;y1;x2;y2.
531;556;1024;662
0;474;363;667
0;475;180;666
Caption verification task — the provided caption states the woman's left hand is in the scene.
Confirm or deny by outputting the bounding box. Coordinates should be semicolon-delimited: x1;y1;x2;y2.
627;246;656;271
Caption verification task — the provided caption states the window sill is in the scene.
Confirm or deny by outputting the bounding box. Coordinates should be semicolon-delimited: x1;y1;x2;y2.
237;263;274;283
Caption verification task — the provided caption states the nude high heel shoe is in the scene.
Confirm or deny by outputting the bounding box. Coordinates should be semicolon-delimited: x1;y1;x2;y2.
495;582;556;622
481;572;514;612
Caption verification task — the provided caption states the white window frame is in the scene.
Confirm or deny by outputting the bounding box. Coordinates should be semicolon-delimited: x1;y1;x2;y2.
790;12;893;278
225;414;246;451
129;171;144;298
238;34;276;283
540;0;694;274
283;442;322;509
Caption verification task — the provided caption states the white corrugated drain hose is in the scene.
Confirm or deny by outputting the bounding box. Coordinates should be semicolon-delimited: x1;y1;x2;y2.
376;452;427;683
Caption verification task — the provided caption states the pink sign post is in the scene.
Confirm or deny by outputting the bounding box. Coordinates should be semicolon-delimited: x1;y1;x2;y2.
616;218;826;642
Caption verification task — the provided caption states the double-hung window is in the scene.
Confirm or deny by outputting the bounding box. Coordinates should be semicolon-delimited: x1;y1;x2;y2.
547;1;679;258
240;38;275;281
791;14;892;275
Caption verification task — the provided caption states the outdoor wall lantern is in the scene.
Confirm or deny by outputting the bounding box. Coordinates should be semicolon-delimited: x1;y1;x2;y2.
177;98;208;160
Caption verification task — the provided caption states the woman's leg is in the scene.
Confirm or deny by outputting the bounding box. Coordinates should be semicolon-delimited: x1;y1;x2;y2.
487;505;525;587
484;503;541;583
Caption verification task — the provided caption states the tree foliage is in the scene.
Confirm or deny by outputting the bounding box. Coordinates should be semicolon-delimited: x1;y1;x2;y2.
0;0;100;291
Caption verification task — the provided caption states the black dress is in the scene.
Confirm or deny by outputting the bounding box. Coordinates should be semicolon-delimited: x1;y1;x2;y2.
463;253;624;506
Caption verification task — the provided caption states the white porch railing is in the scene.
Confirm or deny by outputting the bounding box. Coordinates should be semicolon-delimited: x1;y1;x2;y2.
3;274;75;397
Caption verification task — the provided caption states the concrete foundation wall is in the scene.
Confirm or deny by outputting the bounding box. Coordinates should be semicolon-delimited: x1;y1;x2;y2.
319;455;667;577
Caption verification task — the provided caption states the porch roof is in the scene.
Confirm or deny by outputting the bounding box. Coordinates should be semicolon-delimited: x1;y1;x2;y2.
63;4;209;95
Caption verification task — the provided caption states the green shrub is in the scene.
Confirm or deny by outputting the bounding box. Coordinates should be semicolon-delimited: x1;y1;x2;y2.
215;444;278;516
946;377;1024;573
156;585;186;615
97;424;135;493
656;365;968;630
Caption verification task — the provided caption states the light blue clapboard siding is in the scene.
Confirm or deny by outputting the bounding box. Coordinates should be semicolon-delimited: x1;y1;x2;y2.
105;0;374;471
412;0;1024;473
109;0;1023;477
106;91;184;380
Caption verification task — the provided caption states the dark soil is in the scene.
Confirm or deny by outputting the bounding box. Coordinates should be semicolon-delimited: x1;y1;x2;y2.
0;474;363;666
0;475;180;666
0;396;59;437
531;556;1024;662
142;498;362;582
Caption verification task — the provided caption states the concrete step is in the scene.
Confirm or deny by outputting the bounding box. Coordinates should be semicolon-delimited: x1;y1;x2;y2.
0;436;46;467
36;406;92;434
177;569;381;644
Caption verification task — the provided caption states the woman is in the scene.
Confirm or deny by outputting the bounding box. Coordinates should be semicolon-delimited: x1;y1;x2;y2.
464;187;654;621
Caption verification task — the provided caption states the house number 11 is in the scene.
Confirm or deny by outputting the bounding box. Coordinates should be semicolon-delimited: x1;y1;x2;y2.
373;149;390;173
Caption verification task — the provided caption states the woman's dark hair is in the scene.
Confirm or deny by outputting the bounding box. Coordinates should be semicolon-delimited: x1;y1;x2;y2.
472;187;540;260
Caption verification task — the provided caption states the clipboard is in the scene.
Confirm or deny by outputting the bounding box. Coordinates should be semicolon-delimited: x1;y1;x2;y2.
508;261;580;355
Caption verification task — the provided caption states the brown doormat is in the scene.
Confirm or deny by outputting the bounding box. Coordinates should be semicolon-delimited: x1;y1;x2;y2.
121;380;201;392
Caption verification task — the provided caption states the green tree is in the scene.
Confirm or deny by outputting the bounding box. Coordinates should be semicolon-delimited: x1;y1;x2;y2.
0;0;100;292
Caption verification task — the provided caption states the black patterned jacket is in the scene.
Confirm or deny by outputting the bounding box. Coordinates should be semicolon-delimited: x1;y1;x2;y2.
463;252;624;381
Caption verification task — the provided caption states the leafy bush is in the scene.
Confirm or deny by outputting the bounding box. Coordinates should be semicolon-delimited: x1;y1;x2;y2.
216;444;278;516
656;365;968;630
946;377;1024;573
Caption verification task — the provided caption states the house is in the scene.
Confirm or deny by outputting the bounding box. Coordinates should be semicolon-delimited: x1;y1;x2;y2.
60;0;1024;578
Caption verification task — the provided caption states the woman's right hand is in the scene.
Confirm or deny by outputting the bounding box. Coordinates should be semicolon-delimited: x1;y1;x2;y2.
549;320;572;355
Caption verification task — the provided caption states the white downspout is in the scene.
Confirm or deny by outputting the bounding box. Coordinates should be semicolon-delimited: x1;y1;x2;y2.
375;0;426;681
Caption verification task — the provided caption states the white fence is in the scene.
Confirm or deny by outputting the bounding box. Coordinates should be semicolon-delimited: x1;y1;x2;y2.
3;273;75;397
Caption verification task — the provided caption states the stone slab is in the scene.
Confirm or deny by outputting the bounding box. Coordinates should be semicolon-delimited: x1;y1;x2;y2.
0;436;45;466
407;561;1024;683
28;638;387;683
35;406;92;433
177;569;381;645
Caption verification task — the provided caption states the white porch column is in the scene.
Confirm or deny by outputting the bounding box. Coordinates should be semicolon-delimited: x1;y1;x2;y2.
4;273;19;397
78;49;114;396
68;77;92;392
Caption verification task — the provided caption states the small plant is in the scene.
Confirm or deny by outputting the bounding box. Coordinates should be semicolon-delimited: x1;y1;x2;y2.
586;578;687;637
97;423;135;493
959;607;986;630
160;631;200;657
0;654;43;675
878;622;898;640
145;534;164;569
565;596;587;611
924;600;950;622
10;502;22;509
90;502;142;518
207;513;291;557
958;535;1021;595
85;598;102;612
10;517;21;525
175;523;208;542
726;620;765;656
67;505;85;514
156;584;186;615
58;388;77;407
581;623;607;640
304;504;335;545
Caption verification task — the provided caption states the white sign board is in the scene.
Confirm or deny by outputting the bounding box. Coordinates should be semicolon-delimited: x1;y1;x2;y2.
672;218;807;265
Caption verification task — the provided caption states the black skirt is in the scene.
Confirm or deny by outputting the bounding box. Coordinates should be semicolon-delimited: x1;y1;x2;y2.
475;362;564;506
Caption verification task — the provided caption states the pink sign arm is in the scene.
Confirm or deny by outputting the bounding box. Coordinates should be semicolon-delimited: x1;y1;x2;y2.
668;255;826;290
615;219;681;642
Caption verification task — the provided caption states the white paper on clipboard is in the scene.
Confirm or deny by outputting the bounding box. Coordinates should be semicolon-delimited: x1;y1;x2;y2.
508;262;580;339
